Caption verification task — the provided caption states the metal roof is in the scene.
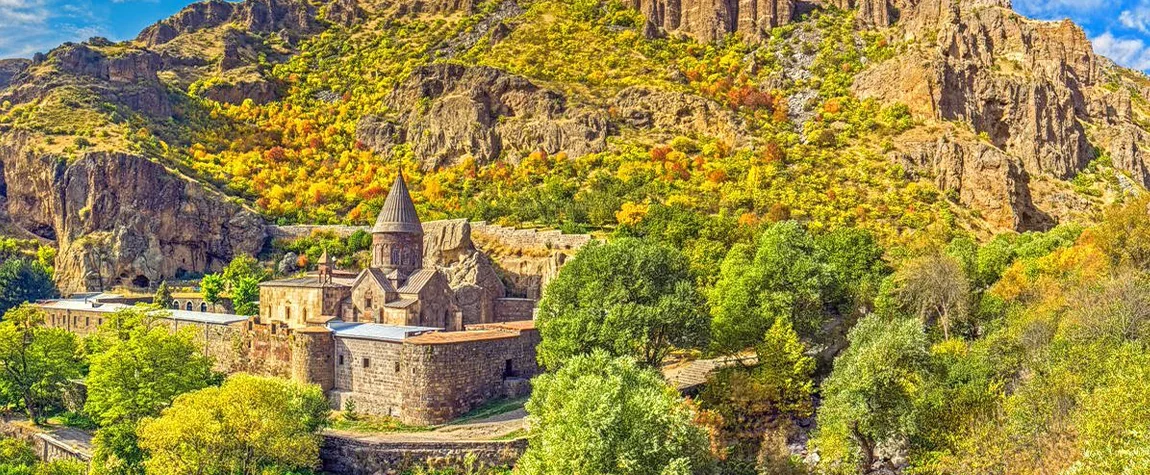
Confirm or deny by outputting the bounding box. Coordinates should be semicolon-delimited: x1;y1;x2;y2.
327;321;439;342
398;269;437;294
36;299;247;325
372;173;423;234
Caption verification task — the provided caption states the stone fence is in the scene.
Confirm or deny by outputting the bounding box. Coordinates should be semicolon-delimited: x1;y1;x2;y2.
320;434;526;475
470;222;591;252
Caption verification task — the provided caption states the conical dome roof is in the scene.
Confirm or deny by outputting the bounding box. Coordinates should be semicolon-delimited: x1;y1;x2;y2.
373;172;423;234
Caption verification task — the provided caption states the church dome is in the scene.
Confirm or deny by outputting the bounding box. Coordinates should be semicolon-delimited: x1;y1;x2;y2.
373;173;423;234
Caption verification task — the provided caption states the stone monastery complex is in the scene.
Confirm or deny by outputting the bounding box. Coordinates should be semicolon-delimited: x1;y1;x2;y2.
35;173;589;425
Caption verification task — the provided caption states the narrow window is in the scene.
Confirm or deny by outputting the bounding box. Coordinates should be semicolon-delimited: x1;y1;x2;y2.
85;317;90;326
394;362;400;373
363;357;370;368
200;302;207;312
185;302;193;311
338;354;344;366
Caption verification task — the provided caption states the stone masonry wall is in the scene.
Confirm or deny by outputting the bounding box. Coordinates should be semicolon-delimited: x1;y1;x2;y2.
38;306;244;371
331;337;406;416
399;329;540;424
0;420;91;463
320;435;525;475
492;298;534;322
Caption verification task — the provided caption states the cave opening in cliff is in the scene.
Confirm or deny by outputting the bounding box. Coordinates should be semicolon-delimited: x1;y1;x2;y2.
132;275;151;289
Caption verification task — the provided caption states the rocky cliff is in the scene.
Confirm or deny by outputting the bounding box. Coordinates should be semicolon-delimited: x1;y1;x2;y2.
0;136;266;293
357;64;610;169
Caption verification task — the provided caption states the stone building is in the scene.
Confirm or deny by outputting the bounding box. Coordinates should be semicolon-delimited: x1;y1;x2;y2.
36;172;566;425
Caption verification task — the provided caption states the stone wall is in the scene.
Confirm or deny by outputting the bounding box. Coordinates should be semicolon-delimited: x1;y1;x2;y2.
320;436;525;475
331;337;407;416
492;298;534;322
470;221;590;251
238;319;294;377
400;328;540;424
38;305;245;372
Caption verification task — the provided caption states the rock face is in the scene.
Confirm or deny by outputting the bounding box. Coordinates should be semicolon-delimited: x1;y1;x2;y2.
0;59;30;91
612;86;743;142
137;0;321;46
0;137;266;293
894;133;1051;231
631;0;795;42
855;1;1096;180
421;219;507;324
0;44;172;118
356;64;609;170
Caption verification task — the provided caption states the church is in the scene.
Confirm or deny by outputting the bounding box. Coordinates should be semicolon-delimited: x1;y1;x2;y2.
258;172;461;331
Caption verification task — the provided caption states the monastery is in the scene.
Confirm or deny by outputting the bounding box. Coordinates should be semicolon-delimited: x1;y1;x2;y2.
35;173;579;424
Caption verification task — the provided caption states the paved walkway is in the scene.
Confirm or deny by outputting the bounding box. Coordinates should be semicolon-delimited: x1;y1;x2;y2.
328;408;528;443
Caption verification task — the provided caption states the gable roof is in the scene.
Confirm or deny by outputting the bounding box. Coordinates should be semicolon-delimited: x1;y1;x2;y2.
372;172;423;234
351;268;397;294
398;269;439;294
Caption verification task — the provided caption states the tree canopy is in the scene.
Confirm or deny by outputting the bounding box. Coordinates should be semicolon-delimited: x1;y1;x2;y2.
137;374;330;475
0;305;81;424
536;238;709;369
0;260;57;316
518;350;714;475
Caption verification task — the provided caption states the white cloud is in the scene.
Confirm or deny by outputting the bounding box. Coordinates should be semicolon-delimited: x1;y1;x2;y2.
0;0;107;58
1119;2;1150;33
1092;32;1150;71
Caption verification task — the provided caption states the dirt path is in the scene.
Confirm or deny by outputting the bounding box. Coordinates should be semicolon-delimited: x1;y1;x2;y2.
327;408;527;443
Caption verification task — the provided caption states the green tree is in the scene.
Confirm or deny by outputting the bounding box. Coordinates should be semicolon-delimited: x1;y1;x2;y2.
153;281;173;309
0;305;81;424
231;276;260;316
222;254;267;284
536;238;708;369
86;306;218;474
812;315;930;474
0;260;57;316
200;274;225;311
710;221;841;353
137;374;330;475
518;351;714;475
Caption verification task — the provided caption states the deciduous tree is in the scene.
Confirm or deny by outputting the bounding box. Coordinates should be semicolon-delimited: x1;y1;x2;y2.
536;238;708;369
137;374;330;475
0;305;81;424
518;351;713;475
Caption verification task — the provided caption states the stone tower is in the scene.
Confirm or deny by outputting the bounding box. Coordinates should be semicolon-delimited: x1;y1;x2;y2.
372;172;424;279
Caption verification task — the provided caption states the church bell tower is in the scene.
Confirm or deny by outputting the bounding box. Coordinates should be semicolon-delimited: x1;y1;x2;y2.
371;172;424;280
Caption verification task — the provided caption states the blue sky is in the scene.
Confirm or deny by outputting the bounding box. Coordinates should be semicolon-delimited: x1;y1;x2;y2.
3;0;1150;72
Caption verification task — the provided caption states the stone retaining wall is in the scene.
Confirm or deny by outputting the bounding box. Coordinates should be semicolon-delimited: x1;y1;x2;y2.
320;435;526;475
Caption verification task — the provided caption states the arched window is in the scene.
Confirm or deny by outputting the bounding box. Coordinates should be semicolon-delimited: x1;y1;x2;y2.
365;292;373;309
185;302;193;311
200;302;207;312
391;247;400;263
285;306;292;321
171;301;180;310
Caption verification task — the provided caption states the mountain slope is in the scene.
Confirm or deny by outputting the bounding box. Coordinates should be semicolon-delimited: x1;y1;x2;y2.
0;0;1144;291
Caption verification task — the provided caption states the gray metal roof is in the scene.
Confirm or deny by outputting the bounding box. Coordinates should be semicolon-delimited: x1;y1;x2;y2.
36;299;247;325
372;173;423;234
327;321;439;342
397;269;437;294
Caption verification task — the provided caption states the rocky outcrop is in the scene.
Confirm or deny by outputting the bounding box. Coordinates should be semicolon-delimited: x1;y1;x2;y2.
137;0;321;46
0;59;30;91
421;219;507;324
0;44;172;117
356;64;609;170
894;132;1050;231
631;0;795;42
0;136;266;293
200;74;281;105
855;2;1096;180
612;86;743;142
